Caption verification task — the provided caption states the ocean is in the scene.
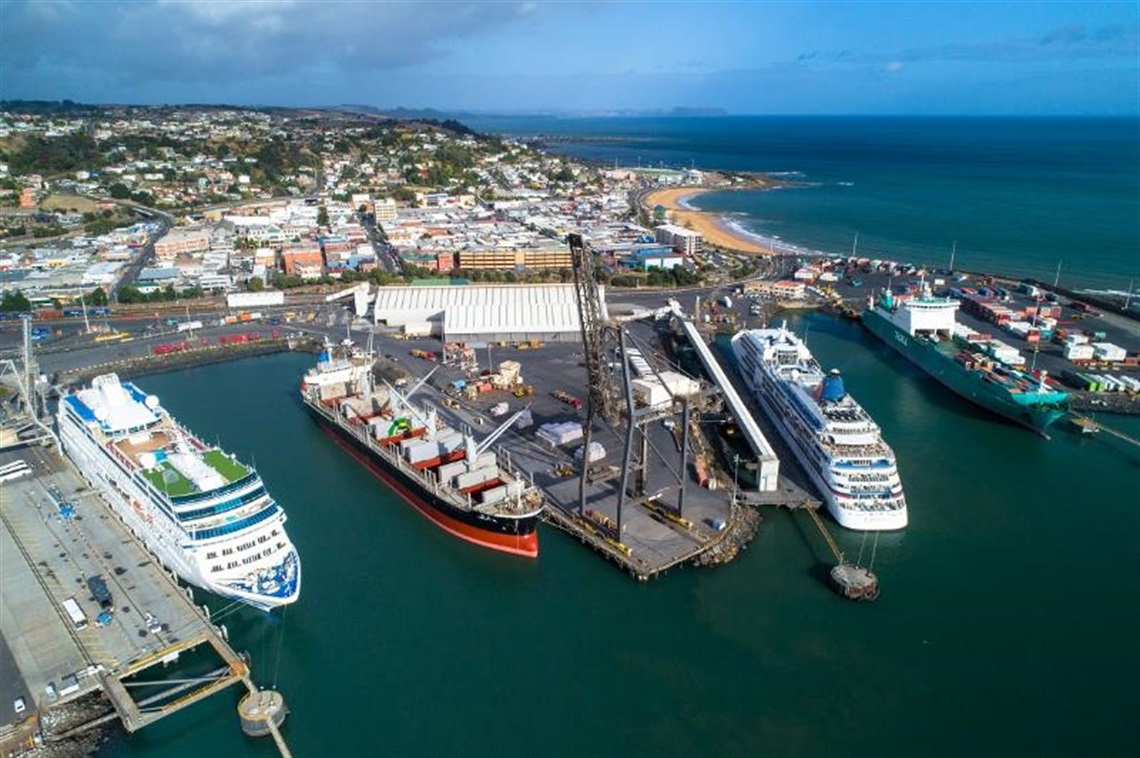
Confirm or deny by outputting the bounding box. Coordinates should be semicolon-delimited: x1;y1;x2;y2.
100;117;1140;757
105;340;1139;758
464;116;1140;292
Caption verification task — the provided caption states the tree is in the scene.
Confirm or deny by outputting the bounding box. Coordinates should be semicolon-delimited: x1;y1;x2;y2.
108;183;131;200
86;287;108;306
247;276;264;293
316;204;330;228
117;285;144;304
0;289;31;312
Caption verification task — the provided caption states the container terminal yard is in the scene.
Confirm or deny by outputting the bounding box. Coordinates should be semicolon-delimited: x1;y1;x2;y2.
2;250;1138;748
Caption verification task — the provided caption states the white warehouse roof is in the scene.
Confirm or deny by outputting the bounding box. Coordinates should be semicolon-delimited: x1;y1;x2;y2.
373;284;606;338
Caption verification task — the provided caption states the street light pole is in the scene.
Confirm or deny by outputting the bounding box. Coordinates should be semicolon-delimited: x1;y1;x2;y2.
732;453;740;503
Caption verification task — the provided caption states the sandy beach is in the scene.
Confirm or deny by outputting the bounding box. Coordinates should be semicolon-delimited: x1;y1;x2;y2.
643;186;773;255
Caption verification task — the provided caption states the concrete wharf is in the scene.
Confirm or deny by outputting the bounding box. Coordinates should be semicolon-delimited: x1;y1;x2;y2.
0;444;291;755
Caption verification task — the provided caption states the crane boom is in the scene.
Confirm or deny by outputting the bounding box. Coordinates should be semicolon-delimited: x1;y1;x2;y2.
568;233;620;424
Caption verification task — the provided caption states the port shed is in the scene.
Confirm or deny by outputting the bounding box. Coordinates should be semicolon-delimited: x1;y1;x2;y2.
373;284;604;343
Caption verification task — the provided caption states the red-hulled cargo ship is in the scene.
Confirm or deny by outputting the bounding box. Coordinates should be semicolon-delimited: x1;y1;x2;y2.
300;342;541;557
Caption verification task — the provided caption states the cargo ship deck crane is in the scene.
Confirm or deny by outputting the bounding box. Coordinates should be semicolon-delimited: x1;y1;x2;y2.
462;407;531;470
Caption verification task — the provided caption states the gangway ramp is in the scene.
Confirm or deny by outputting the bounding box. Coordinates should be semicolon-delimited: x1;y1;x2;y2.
678;318;780;490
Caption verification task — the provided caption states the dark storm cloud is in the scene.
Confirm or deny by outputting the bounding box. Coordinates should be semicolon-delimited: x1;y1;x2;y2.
1;0;536;90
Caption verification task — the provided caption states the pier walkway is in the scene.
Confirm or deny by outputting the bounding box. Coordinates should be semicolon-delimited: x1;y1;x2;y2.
1070;415;1140;446
677;317;780;490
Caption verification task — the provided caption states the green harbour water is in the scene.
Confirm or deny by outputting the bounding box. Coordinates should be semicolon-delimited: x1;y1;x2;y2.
104;315;1140;757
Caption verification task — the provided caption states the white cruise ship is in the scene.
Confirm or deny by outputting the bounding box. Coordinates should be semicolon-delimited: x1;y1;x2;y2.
57;373;300;610
731;325;908;530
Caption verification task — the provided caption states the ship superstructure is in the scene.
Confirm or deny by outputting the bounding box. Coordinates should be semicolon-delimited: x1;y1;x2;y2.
862;280;1070;434
57;374;300;610
300;342;542;557
732;325;908;530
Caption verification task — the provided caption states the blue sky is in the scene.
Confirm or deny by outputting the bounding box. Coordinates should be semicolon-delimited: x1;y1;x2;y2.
2;1;1138;115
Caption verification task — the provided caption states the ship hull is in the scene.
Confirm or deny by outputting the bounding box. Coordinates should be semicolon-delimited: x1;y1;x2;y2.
305;404;539;558
862;308;1068;435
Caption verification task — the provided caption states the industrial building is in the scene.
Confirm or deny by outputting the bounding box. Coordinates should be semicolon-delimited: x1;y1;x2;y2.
372;283;604;344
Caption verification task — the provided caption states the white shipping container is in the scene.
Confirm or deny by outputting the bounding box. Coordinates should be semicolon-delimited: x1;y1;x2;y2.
227;290;284;308
631;378;672;408
658;370;700;398
1063;333;1089;346
1092;342;1127;361
1063;343;1095;361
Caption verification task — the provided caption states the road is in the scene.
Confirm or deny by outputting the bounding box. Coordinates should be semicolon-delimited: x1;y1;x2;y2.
109;203;175;303
357;209;402;274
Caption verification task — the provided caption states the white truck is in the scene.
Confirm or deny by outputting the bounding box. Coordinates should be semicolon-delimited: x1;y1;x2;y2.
61;597;87;630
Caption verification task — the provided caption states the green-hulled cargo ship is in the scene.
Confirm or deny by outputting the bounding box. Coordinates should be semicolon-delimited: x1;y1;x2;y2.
862;283;1070;435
